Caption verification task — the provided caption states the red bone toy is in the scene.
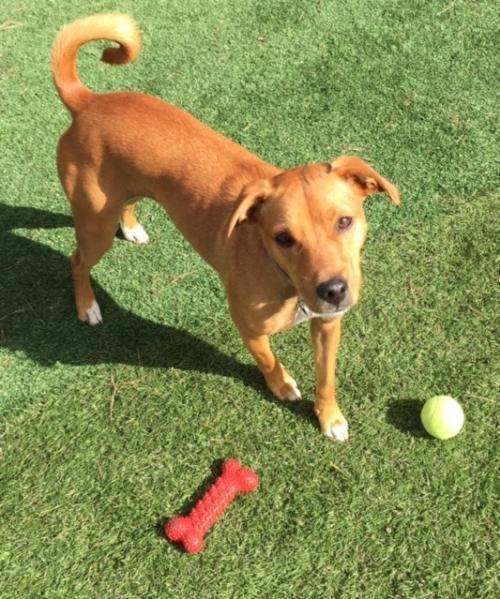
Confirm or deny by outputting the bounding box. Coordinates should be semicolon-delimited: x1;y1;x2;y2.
165;459;259;553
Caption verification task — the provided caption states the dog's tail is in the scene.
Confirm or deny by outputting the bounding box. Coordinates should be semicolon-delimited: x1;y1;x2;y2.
51;14;140;113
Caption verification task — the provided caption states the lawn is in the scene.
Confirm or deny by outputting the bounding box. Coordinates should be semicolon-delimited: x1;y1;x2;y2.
0;0;498;597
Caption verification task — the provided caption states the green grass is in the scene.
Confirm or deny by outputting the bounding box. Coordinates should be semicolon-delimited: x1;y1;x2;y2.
0;0;498;596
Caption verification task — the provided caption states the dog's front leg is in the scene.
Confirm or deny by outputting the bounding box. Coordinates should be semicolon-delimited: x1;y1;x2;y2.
242;334;302;402
310;318;349;441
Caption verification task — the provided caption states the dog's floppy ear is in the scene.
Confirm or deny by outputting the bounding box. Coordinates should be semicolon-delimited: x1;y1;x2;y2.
227;179;273;238
331;156;400;205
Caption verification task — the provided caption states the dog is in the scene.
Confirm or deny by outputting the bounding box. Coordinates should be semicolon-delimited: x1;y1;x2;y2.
52;14;400;441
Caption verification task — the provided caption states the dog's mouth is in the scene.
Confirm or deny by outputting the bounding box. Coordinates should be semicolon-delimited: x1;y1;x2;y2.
315;306;350;320
298;300;350;321
300;287;354;317
321;306;350;318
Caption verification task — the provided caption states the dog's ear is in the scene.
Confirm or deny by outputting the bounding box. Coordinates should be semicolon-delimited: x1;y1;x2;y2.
227;179;273;238
331;156;400;205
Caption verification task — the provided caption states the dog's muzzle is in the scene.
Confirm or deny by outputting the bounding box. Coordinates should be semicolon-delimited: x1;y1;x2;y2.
316;277;349;308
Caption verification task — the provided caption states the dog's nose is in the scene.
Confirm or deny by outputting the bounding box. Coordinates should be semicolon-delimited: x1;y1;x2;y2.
316;278;348;306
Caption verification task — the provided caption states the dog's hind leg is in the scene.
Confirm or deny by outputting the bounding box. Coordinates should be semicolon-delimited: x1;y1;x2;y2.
69;185;123;325
59;163;124;325
120;201;150;245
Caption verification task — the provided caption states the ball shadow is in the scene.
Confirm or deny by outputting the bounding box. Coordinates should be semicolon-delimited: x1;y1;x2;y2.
386;399;427;438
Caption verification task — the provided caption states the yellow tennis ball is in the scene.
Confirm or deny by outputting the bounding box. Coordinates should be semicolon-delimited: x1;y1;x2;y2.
421;395;464;439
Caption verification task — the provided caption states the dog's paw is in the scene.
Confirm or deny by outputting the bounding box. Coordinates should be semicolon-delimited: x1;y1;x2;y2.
324;420;349;442
120;222;150;245
280;379;302;402
319;415;349;442
264;364;302;402
83;300;103;326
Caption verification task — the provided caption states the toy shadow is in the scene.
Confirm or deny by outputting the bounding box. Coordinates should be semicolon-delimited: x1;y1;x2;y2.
0;202;316;426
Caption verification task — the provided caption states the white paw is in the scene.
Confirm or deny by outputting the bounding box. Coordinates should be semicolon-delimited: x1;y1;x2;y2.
284;379;302;402
86;301;103;326
323;420;349;442
120;222;150;245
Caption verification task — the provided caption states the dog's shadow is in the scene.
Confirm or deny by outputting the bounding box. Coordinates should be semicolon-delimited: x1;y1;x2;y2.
0;202;316;425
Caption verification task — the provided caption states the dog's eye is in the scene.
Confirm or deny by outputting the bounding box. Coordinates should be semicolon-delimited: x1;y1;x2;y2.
274;231;295;247
337;216;353;231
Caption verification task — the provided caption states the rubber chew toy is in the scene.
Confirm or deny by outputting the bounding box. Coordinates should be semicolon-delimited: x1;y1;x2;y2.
165;459;259;553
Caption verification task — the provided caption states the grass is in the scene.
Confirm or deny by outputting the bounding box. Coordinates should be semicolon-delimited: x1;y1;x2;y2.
0;0;498;596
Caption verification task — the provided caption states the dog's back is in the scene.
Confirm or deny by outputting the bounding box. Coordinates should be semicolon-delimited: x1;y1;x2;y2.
53;14;276;268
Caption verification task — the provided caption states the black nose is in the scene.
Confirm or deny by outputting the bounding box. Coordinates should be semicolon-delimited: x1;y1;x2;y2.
316;278;348;306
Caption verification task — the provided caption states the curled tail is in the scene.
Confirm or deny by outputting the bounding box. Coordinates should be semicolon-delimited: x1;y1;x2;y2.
51;14;140;113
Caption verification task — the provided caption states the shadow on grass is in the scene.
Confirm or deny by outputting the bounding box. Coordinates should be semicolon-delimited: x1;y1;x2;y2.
386;399;427;438
0;203;256;380
0;203;317;427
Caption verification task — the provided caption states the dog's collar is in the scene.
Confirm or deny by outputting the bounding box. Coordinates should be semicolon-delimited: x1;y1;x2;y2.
293;300;314;325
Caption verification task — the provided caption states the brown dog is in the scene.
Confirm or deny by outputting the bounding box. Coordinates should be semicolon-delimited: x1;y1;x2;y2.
52;14;399;441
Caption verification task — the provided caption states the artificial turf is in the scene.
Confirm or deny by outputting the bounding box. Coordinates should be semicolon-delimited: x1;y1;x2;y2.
0;0;498;596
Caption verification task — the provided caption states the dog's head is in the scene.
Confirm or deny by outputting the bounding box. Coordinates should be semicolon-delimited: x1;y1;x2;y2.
228;156;400;316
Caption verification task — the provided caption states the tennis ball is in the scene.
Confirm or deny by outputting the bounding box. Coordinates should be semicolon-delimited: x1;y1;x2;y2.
421;395;464;439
